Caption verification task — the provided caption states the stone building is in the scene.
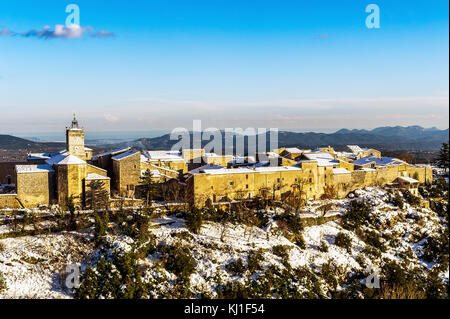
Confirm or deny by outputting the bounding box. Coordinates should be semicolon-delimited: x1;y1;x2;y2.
0;117;434;210
176;145;432;207
0;116;112;209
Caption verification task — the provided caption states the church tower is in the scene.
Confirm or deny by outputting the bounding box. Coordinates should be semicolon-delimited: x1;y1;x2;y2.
66;114;88;160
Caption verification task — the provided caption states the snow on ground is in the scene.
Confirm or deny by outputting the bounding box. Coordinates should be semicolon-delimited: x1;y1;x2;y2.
0;231;93;298
0;186;447;298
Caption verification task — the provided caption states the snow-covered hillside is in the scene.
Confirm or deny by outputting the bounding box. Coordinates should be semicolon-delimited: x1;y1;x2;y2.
0;185;448;299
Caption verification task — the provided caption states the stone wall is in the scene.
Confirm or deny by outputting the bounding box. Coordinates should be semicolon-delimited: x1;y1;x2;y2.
56;163;87;207
113;152;141;196
16;171;55;207
189;161;433;207
0;194;21;209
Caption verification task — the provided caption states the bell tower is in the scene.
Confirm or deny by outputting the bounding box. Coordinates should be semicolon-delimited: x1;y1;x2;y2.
66;114;86;159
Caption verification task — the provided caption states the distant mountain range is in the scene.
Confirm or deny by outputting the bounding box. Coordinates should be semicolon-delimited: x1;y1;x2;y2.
0;135;65;151
1;126;448;154
99;125;449;152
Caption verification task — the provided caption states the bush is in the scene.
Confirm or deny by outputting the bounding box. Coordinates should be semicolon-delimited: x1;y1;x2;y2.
275;211;304;235
425;268;448;299
226;258;246;276
0;272;6;294
391;192;404;209
217;281;249;299
272;245;290;260
160;243;196;281
334;232;352;253
421;227;449;271
185;207;203;234
320;261;342;291
342;200;371;230
361;245;382;260
254;211;270;229
295;234;306;249
403;191;421;207
247;249;265;272
364;231;386;252
93;212;109;246
378;259;425;299
318;240;329;253
75;251;146;299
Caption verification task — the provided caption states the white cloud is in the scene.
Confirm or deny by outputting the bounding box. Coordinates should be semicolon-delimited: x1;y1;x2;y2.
1;25;114;39
104;114;119;122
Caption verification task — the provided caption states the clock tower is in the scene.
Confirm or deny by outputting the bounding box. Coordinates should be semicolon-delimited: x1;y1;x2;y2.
66;114;86;159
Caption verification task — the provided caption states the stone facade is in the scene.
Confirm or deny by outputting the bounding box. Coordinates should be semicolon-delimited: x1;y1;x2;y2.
17;169;55;207
112;151;141;197
186;160;432;207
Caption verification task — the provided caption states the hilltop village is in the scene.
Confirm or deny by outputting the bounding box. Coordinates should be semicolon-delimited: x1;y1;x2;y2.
0;116;432;210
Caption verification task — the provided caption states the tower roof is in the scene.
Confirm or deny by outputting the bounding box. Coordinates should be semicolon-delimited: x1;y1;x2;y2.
68;113;82;130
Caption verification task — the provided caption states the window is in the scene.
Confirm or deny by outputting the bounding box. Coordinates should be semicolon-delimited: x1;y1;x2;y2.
309;178;312;183
211;186;214;190
246;174;249;179
277;178;280;183
229;181;234;187
246;184;249;189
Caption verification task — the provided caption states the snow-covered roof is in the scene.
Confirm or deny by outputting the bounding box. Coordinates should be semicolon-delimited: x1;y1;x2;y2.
333;168;351;175
284;147;303;154
149;163;179;174
397;176;419;184
27;149;67;161
189;164;225;174
96;147;131;158
142;169;172;179
357;168;376;172
147;150;184;161
191;165;302;175
27;153;51;160
85;173;110;181
302;152;338;167
352;155;401;167
46;154;86;165
232;156;256;164
347;145;364;153
112;150;140;161
16;164;54;174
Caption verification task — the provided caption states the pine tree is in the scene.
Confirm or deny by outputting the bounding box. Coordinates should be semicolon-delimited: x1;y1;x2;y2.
139;169;160;207
436;142;449;173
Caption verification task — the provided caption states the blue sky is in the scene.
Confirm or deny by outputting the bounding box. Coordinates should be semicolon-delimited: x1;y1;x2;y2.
0;0;448;133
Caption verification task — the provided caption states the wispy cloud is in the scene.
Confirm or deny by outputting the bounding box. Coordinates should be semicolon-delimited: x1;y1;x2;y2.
104;113;119;122
0;25;115;39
